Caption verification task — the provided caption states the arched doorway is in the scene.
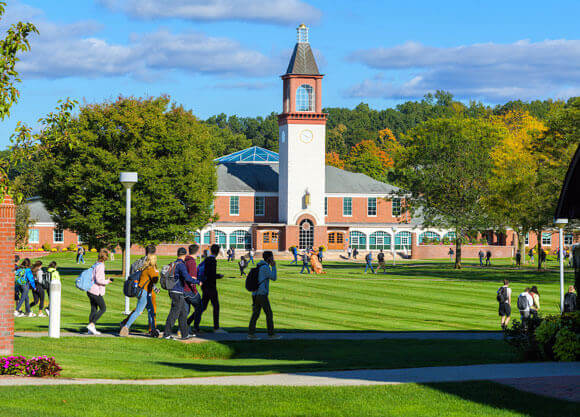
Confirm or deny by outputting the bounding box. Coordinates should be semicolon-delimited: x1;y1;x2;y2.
299;219;314;249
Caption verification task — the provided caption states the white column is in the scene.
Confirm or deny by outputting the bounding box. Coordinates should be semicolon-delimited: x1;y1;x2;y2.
559;227;565;312
124;186;131;315
48;279;61;338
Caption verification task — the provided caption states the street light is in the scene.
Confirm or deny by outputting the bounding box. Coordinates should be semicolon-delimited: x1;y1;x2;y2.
555;218;568;312
120;172;138;315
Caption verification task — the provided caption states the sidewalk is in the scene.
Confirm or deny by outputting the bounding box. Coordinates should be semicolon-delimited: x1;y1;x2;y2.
15;330;504;342
1;362;578;389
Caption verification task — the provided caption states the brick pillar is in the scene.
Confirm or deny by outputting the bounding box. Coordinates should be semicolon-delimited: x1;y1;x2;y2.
0;195;15;355
411;232;419;260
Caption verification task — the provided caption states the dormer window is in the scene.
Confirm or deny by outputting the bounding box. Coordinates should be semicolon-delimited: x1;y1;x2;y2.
296;84;314;112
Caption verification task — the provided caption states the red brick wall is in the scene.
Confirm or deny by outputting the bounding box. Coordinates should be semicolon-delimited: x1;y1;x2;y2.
325;197;409;224
213;196;278;223
413;244;515;259
0;196;15;355
27;225;79;250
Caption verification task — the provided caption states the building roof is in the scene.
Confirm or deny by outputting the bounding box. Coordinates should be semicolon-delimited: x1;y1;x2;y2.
216;156;401;196
27;197;54;223
214;146;279;164
285;42;320;75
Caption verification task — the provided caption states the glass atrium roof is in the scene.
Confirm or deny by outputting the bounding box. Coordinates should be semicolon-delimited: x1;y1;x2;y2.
214;146;279;164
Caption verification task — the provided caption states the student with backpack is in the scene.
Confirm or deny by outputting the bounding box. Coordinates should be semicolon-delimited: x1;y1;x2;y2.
377;250;387;273
201;244;226;333
239;256;248;278
529;286;540;319
364;252;376;274
86;249;113;335
478;250;485;267
290;246;298;265
76;246;85;264
563;285;577;313
163;247;201;340
300;250;310;274
247;251;280;340
130;245;157;275
14;259;35;317
517;288;534;330
249;248;255;265
497;279;512;329
30;261;48;317
184;245;203;335
485;250;492;267
353;247;359;259
120;254;159;337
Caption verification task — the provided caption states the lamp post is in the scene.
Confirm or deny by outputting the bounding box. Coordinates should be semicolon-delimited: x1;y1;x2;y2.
555;218;568;312
120;172;138;315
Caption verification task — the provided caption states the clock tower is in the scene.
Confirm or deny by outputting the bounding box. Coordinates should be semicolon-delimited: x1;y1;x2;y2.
278;24;327;231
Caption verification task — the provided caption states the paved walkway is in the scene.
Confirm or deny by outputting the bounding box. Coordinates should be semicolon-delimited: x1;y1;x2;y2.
2;363;578;388
15;331;504;342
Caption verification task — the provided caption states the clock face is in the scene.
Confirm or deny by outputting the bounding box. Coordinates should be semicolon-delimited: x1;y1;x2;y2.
280;130;286;143
299;129;314;144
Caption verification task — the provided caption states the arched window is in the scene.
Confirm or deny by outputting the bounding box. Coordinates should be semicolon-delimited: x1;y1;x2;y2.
369;231;391;250
443;232;456;242
349;231;367;249
395;231;412;251
299;219;314;249
193;231;201;244
203;231;211;245
419;231;441;244
229;230;251;249
214;230;226;245
296;84;314;112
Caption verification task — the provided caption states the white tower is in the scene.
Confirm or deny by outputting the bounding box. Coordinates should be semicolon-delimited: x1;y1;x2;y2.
278;24;327;230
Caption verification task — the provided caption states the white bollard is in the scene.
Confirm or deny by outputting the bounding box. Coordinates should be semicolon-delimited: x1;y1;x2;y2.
48;279;61;338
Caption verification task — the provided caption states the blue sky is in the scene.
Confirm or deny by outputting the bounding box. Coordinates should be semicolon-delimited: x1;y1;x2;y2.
1;0;579;148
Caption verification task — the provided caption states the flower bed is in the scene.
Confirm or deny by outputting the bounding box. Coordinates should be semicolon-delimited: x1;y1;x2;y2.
1;355;61;377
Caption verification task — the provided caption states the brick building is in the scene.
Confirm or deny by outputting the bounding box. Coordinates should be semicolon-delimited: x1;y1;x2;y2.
23;25;578;258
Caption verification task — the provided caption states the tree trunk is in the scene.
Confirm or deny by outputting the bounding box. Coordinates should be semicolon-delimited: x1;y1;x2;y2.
121;247;126;278
536;230;542;271
454;235;462;269
518;231;526;265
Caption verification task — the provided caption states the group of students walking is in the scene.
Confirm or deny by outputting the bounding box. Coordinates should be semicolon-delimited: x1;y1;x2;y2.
497;279;577;330
74;244;280;340
14;257;60;318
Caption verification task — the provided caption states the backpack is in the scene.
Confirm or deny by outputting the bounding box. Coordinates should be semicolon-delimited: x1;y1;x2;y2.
123;270;143;298
15;268;27;286
497;286;508;303
245;266;260;292
517;293;530;310
563;292;576;313
197;260;206;282
130;257;146;275
40;270;52;289
160;262;178;290
75;265;96;292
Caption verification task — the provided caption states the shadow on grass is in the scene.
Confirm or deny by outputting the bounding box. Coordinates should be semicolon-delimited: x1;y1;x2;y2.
422;381;578;416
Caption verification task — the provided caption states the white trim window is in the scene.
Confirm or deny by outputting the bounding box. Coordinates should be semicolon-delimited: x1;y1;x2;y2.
392;197;401;217
229;196;240;216
564;232;573;246
28;229;39;244
541;232;552;246
343;197;352;217
53;228;64;244
367;197;377;217
296;84;314;112
255;196;265;216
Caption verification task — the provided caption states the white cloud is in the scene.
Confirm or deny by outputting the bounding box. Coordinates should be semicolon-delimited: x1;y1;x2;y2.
98;0;322;25
2;2;277;79
347;40;580;102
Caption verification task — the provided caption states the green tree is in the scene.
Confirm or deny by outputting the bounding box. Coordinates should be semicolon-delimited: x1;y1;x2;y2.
0;1;38;195
32;96;217;254
396;117;504;268
14;201;31;248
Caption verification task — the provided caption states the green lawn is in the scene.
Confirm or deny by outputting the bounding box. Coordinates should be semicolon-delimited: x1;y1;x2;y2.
1;382;577;417
14;337;517;379
14;252;574;333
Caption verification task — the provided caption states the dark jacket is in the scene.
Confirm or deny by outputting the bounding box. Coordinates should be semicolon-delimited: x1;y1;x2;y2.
202;255;219;290
184;255;198;294
564;292;577;312
171;258;199;294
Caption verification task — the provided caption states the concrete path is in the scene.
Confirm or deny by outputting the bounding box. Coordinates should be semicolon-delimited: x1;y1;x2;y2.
15;330;504;342
2;362;578;388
